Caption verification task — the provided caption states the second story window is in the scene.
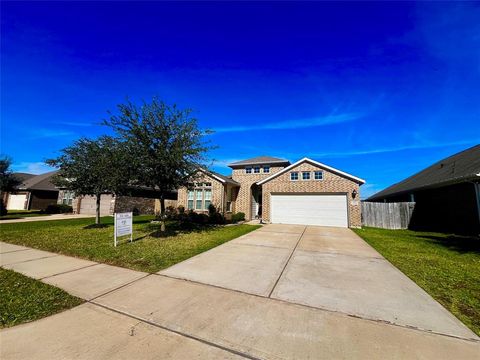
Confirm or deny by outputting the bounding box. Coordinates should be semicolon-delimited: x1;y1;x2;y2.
314;171;323;180
254;166;260;173
245;167;252;174
290;172;299;181
302;172;311;180
263;165;270;173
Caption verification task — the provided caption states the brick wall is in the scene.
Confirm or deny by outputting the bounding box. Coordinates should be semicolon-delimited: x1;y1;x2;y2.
231;166;285;219
261;162;362;227
177;173;226;212
114;196;156;215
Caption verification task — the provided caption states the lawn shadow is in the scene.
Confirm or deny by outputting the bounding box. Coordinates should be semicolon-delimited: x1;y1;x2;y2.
146;221;216;239
83;223;110;229
419;234;480;254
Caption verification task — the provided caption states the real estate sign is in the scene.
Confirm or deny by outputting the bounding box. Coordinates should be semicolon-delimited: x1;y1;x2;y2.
114;212;133;247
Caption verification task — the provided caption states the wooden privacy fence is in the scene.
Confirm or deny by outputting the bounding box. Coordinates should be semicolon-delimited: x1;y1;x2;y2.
361;202;416;229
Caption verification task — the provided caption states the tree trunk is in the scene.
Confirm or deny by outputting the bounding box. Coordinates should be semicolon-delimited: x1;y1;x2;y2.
95;193;101;225
160;194;166;232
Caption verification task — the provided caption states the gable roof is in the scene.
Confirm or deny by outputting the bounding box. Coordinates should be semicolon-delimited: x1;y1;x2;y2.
18;170;60;191
13;172;36;183
368;144;480;201
228;156;290;168
198;168;240;186
257;157;365;185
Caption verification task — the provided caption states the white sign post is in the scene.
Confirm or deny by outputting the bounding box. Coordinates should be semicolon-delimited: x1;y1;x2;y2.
114;212;133;247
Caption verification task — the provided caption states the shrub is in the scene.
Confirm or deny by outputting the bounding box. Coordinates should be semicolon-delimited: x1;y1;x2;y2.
45;204;73;214
165;206;177;220
207;204;225;224
231;212;245;223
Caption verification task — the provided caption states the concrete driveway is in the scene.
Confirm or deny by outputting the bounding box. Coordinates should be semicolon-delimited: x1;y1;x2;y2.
160;224;476;338
1;226;479;359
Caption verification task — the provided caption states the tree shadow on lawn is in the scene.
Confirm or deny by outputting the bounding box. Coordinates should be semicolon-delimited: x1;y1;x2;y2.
81;217;154;229
419;234;480;254
145;221;217;239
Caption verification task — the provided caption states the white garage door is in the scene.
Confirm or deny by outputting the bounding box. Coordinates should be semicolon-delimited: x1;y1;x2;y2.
79;195;113;215
271;194;348;227
7;194;28;210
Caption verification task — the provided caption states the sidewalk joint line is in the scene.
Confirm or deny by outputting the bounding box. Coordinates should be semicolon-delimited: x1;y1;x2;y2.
0;248;31;254
267;226;306;298
88;273;152;302
90;301;262;360
2;254;59;267
40;263;101;280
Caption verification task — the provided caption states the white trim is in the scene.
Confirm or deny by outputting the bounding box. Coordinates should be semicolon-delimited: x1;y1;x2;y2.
257;157;365;185
198;168;226;184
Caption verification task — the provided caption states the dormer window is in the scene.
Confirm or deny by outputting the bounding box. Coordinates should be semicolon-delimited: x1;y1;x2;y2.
263;165;270;173
254;166;260;173
245;167;252;174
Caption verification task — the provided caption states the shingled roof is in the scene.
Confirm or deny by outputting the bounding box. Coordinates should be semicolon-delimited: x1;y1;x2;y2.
18;170;60;192
228;156;290;168
13;172;36;183
368;144;480;201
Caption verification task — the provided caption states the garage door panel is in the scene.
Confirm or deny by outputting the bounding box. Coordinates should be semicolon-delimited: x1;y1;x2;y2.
7;194;28;210
79;195;113;215
271;194;348;227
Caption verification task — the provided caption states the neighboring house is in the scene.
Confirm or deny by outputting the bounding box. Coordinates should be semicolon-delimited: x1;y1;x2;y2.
367;144;480;235
5;171;59;210
176;156;365;228
66;188;177;216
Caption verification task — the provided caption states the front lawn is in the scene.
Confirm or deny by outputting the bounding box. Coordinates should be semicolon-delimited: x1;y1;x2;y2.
353;227;480;336
0;216;260;273
0;268;83;328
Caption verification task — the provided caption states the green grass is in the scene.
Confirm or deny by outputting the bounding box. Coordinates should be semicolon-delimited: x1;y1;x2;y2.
0;210;49;220
0;268;83;328
0;216;260;273
353;227;480;336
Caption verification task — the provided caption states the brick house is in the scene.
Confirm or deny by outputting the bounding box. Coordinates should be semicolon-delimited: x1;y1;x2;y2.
4;171;60;211
176;156;365;228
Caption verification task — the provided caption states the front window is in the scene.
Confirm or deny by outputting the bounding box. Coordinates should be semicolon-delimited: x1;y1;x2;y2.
187;190;194;209
195;189;203;210
62;191;74;206
302;172;311;180
314;171;323;180
290;172;299;181
263;165;270;173
254;166;260;173
245;167;252;174
204;189;212;209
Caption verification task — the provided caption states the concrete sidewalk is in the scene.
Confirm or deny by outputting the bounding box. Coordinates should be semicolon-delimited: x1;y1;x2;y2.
1;226;479;359
0;213;95;224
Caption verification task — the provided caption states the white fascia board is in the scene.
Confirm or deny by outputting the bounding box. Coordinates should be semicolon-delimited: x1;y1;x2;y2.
197;168;225;184
257;157;366;185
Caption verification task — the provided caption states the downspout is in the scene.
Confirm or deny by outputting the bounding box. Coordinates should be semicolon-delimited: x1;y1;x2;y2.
221;184;225;215
26;192;32;210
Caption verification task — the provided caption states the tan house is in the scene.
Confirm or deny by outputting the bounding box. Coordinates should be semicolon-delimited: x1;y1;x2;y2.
177;156;365;228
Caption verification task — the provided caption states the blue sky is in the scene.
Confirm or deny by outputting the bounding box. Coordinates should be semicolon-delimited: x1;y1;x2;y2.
1;2;479;198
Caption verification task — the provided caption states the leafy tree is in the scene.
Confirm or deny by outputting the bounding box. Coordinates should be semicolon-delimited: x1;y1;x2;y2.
46;136;132;225
0;157;22;215
104;97;213;231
